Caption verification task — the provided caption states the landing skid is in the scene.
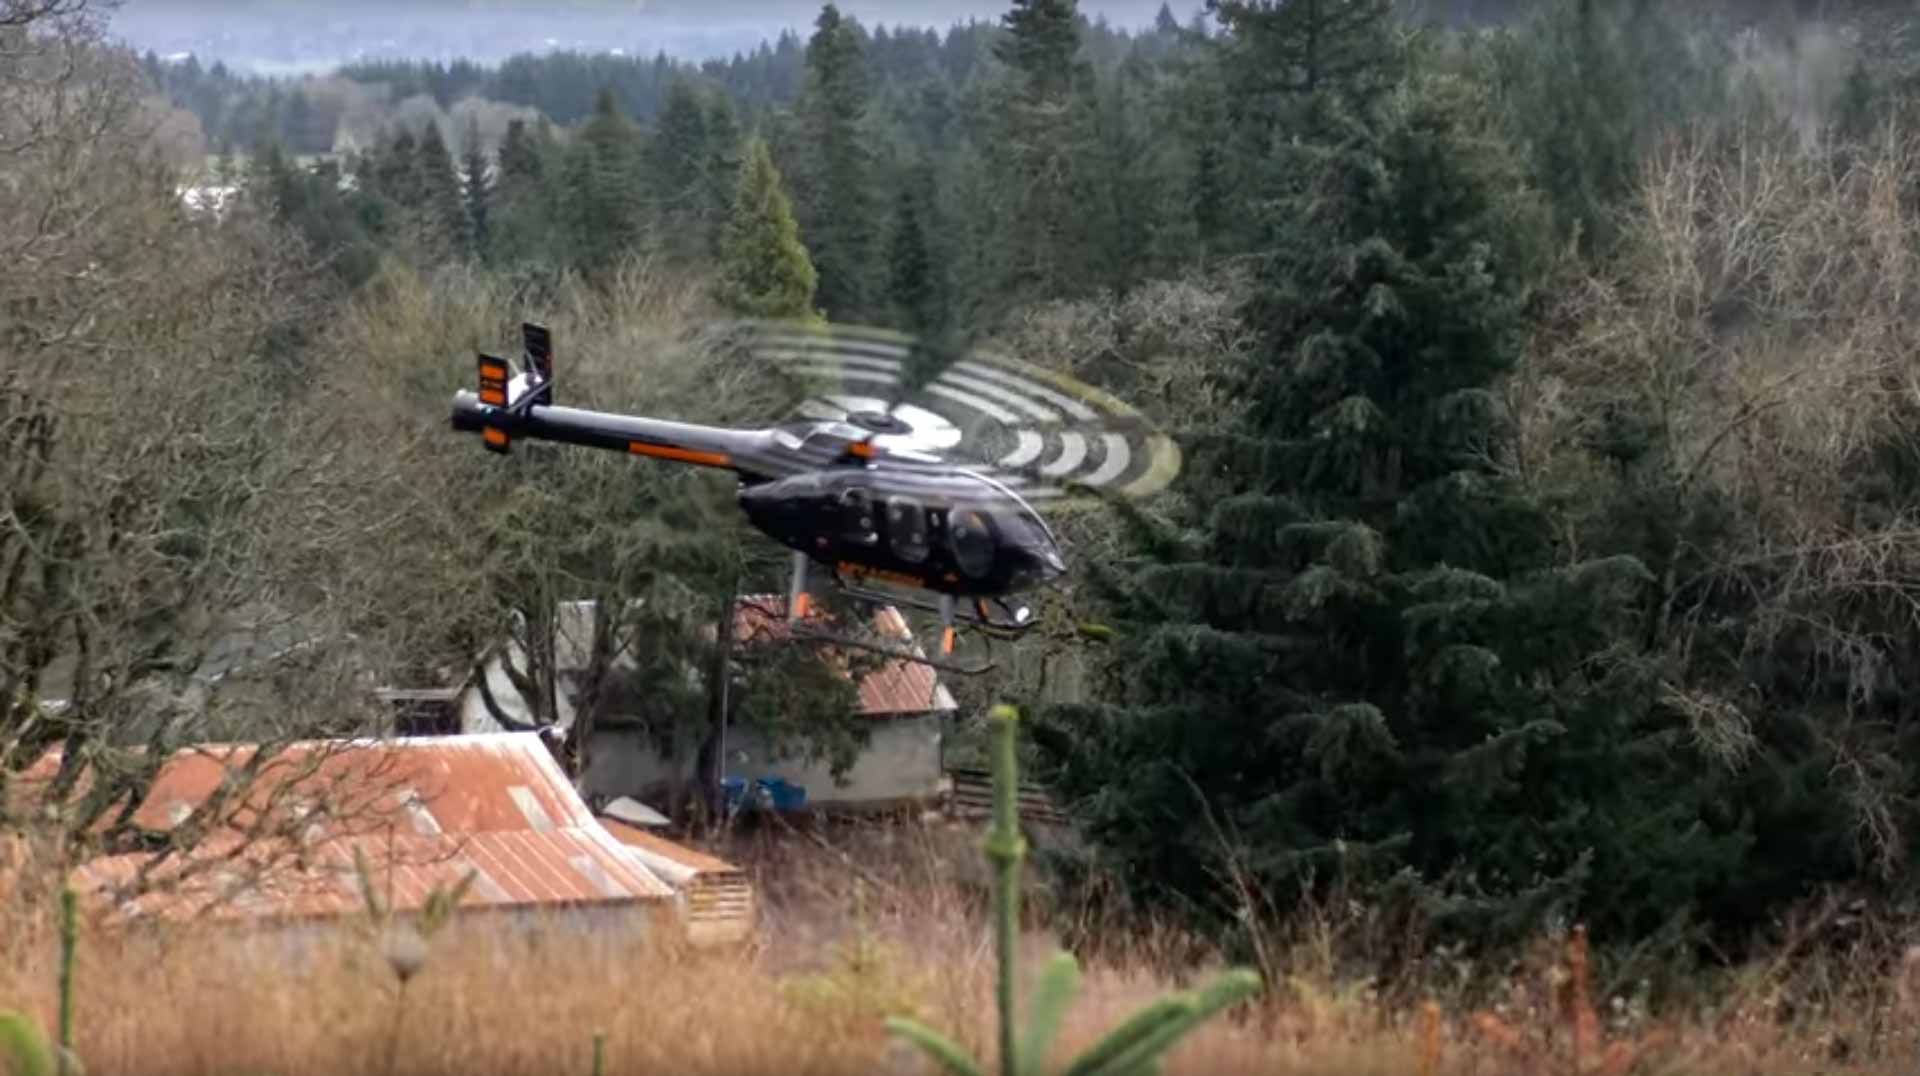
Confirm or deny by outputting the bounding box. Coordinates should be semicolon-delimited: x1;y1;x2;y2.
831;578;1038;641
780;551;1020;676
787;619;997;676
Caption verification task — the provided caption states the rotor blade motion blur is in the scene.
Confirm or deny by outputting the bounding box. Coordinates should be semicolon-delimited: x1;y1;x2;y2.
730;320;1183;505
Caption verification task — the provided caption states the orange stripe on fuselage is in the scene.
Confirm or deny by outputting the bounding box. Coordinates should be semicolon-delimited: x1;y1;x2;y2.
628;441;731;468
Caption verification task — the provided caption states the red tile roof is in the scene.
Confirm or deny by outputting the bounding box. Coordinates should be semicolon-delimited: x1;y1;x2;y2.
28;733;677;924
730;595;957;718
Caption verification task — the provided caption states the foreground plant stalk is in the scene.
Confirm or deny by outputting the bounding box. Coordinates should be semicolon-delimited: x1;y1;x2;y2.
886;704;1263;1076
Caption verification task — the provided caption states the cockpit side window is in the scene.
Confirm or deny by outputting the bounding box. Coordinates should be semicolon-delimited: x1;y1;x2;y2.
886;496;930;563
949;508;995;578
840;487;879;546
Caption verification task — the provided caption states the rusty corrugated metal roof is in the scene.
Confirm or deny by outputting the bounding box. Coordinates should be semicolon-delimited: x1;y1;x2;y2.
731;595;958;717
37;733;677;924
599;818;741;876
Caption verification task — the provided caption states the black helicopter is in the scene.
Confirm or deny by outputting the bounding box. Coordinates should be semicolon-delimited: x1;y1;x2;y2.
448;320;1180;674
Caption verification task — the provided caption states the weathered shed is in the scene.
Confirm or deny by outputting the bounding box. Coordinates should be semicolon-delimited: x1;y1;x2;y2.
598;815;755;947
22;734;719;935
449;595;959;813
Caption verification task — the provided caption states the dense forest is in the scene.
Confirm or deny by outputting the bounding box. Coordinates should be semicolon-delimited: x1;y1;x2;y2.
9;0;1920;993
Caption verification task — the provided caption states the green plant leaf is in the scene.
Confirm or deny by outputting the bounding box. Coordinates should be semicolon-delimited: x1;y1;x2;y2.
1017;951;1082;1076
1057;999;1191;1076
1075;971;1263;1076
352;844;384;923
884;1017;986;1076
421;869;478;936
0;1009;57;1076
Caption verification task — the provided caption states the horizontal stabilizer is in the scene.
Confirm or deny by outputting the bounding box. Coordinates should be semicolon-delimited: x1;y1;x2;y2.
523;322;553;406
477;353;512;453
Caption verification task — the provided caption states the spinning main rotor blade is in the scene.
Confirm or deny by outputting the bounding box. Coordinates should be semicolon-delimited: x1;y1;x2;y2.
728;320;1184;506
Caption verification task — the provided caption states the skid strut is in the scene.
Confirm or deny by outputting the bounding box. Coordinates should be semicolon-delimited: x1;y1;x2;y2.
778;552;996;675
786;550;812;621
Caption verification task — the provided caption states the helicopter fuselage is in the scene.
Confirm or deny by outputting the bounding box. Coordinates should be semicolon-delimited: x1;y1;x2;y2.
449;389;1068;601
736;466;1066;599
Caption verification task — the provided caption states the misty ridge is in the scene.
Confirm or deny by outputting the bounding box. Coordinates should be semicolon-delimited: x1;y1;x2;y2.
113;0;1918;184
106;0;1178;71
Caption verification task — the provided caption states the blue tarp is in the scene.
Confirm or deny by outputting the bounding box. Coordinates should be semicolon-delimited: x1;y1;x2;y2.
721;775;808;813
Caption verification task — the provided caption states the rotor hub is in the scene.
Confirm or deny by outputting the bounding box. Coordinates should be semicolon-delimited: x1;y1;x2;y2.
846;409;911;435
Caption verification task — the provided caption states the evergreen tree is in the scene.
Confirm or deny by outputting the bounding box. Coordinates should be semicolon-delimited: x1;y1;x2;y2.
569;86;649;274
376;127;421;208
496;117;543;197
992;0;1097;303
1154;1;1181;36
649;77;711;264
1035;71;1727;952
714;137;819;320
415;119;469;257
1832;58;1879;146
1483;0;1727;254
796;2;879;320
702;93;745;259
1208;0;1397;99
488;118;554;267
461;116;491;257
885;164;942;334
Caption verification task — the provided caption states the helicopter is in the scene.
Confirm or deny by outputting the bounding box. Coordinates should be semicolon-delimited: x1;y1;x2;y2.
448;320;1181;674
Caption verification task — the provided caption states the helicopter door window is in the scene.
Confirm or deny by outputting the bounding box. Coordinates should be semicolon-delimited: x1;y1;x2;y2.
949;508;995;579
840;488;879;546
886;497;930;563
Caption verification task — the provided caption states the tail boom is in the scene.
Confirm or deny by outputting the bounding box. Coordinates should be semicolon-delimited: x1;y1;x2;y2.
450;390;764;471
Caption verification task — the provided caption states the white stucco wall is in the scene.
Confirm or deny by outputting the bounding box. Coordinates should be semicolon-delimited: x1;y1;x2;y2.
578;716;944;809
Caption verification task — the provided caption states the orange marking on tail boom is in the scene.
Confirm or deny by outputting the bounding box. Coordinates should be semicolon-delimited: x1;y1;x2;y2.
627;442;731;468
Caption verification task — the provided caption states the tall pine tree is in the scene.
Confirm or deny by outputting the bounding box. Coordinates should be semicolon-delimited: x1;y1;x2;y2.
885;160;942;334
796;3;879;321
568;87;649;274
702;93;745;259
992;0;1097;304
714;137;818;321
649;77;712;265
415;119;469;259
461;116;491;257
1036;66;1733;953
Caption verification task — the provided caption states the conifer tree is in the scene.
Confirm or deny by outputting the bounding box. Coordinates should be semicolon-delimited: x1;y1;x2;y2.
1485;0;1724;254
649;77;711;264
797;2;878;320
460;116;491;257
496;118;543;198
569;86;649;273
1209;0;1396;99
1035;70;1729;950
714;137;818;320
992;0;1096;302
885;165;941;334
702;93;745;259
376;127;421;208
415;119;468;257
488;118;555;268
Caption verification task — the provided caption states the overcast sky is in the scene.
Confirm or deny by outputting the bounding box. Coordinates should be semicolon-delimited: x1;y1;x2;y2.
107;0;1197;71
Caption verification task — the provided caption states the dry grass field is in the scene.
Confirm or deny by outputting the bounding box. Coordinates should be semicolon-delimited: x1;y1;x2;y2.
5;819;1920;1076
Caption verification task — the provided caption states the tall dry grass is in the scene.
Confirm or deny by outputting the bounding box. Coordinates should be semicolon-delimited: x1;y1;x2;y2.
8;817;1920;1076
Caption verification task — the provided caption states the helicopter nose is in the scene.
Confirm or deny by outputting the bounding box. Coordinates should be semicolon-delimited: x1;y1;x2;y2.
1041;546;1066;577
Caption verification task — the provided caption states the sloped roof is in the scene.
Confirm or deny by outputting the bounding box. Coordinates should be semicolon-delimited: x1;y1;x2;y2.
730;595;958;717
599;818;741;877
27;733;677;924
